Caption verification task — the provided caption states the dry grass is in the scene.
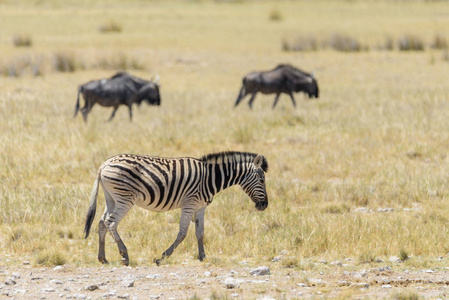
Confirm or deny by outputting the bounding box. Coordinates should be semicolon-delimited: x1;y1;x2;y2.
1;0;449;279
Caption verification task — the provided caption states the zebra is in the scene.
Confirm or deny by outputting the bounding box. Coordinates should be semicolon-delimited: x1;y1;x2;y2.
83;151;269;266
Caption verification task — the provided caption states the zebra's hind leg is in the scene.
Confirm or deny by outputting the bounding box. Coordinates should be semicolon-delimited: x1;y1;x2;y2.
104;205;133;266
102;184;133;266
194;206;207;261
98;212;109;264
155;207;194;265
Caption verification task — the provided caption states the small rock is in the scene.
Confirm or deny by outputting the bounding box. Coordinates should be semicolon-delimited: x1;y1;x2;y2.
85;284;99;291
4;278;16;285
425;269;434;273
353;207;370;213
103;290;117;298
308;278;327;286
50;279;63;284
376;266;392;272
118;294;130;299
67;294;86;299
382;284;392;289
271;256;282;262
53;266;64;271
122;279;135;287
378;207;394;213
231;293;239;297
388;256;402;263
41;287;56;292
250;266;270;276
330;261;342;266
350;282;369;289
224;277;239;289
22;261;30;265
296;283;307;287
319;260;328;264
203;271;212;277
146;274;162;279
11;273;20;279
375;257;384;263
354;269;368;278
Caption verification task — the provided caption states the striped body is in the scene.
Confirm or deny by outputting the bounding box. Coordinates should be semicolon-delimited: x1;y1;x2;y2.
84;151;269;265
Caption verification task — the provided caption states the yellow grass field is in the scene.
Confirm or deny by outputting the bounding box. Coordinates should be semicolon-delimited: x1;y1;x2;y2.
1;0;449;298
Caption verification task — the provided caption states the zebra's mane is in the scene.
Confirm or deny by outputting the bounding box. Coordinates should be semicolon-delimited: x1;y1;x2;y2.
201;151;268;172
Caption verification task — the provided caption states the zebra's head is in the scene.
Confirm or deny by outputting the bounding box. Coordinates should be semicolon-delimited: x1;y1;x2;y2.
241;154;268;211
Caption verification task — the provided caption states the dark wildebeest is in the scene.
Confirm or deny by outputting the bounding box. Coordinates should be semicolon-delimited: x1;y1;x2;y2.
234;64;319;109
74;72;161;122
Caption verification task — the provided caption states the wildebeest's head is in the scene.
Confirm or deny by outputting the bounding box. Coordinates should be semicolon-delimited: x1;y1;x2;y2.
294;74;319;99
136;83;161;106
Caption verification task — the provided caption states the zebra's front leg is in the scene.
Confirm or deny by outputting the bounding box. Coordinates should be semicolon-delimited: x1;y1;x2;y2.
195;206;207;261
155;207;194;265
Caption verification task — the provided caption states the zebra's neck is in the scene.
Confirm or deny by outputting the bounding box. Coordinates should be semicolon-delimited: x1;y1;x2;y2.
201;152;256;199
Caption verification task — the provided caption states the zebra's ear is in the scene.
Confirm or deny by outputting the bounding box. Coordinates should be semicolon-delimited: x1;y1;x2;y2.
253;154;263;169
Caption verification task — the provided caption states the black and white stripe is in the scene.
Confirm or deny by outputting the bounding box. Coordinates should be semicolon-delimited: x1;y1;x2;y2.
84;151;268;265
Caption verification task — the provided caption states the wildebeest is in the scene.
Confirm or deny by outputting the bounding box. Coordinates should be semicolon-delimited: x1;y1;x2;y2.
234;64;319;109
74;72;161;122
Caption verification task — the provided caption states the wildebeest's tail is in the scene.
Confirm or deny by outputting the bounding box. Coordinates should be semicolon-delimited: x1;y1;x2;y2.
234;78;247;107
84;170;101;239
74;86;82;118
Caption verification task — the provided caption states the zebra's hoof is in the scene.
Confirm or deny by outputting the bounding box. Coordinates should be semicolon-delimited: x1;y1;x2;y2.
154;258;162;266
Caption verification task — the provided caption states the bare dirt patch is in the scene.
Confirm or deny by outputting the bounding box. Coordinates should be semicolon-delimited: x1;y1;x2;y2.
1;263;449;299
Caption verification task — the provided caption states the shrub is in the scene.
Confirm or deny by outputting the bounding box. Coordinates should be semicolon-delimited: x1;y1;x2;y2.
1;55;44;77
282;35;319;52
99;20;123;33
52;52;78;72
97;53;145;70
383;36;395;51
431;34;447;49
35;249;67;266
13;34;32;47
398;35;425;51
329;33;365;52
269;8;283;22
399;249;409;261
391;290;422;300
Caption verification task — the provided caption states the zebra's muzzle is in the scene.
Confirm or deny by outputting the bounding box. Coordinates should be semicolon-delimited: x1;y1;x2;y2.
255;201;268;211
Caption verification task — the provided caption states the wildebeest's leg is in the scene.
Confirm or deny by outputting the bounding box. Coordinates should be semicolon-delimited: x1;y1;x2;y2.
155;207;194;265
108;106;119;121
234;86;246;107
128;105;133;121
272;93;281;109
288;92;297;107
194;206;207;261
248;93;257;109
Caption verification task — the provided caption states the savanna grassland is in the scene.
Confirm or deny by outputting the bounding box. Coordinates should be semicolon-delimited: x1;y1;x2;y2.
2;0;449;298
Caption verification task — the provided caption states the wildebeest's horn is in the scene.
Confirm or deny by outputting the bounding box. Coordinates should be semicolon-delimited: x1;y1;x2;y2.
154;75;160;83
311;71;316;78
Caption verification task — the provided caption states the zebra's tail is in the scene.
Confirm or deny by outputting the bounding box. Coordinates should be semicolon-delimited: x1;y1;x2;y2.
84;170;101;239
74;86;81;118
